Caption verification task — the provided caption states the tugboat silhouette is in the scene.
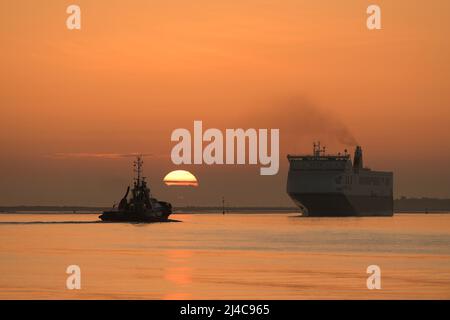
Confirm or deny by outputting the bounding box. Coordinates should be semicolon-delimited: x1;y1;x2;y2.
99;156;173;222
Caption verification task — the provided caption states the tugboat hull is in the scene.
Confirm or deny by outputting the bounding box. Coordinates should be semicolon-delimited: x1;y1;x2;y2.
99;212;171;222
99;202;172;222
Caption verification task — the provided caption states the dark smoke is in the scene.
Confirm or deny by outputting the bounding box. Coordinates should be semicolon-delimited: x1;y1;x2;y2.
250;96;358;147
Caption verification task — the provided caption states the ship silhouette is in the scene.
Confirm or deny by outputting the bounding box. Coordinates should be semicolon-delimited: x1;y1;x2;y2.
99;156;172;222
287;143;393;217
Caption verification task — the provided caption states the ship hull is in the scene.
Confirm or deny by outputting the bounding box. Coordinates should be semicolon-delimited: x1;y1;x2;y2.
99;202;172;222
288;192;393;217
99;211;171;222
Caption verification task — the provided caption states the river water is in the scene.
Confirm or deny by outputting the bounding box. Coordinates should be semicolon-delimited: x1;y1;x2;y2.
0;213;449;299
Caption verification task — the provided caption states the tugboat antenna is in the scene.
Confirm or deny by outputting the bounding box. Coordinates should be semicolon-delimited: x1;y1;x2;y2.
134;155;144;184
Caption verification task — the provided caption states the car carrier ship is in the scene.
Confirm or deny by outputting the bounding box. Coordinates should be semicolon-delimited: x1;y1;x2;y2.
287;143;393;216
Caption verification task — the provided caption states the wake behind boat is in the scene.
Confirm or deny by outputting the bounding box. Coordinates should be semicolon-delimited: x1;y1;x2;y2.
99;156;172;222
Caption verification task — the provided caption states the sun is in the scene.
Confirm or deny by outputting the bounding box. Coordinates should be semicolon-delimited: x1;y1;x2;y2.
163;170;199;187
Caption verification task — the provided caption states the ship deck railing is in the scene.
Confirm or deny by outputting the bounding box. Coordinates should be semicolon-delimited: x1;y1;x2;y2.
287;154;350;161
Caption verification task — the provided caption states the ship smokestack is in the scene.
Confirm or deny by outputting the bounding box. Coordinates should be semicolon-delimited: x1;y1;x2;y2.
353;146;363;171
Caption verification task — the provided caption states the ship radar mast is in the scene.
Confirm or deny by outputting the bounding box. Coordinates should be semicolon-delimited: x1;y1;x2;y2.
313;142;326;157
133;155;144;185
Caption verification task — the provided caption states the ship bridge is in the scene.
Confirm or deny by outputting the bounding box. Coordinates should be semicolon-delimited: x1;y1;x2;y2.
287;142;351;171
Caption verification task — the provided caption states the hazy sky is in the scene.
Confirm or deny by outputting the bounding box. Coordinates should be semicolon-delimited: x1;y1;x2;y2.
1;0;449;206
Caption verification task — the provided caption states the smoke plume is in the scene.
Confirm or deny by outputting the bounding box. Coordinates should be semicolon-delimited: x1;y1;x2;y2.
250;96;358;147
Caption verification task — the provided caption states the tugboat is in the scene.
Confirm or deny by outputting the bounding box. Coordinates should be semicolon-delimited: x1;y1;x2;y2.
99;156;172;222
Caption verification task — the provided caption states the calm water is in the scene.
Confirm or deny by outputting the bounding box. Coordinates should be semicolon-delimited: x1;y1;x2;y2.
0;213;449;299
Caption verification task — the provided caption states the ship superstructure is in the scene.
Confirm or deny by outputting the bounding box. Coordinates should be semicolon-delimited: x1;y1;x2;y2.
287;143;393;216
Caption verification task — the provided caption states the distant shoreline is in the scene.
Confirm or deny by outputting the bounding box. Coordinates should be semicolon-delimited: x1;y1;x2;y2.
0;206;299;214
1;198;450;214
0;211;448;214
0;209;449;215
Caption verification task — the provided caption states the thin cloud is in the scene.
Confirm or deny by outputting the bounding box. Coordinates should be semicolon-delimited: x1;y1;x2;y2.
48;152;156;160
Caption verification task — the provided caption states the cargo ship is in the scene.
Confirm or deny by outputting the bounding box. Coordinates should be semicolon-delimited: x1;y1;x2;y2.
99;156;172;222
287;143;393;216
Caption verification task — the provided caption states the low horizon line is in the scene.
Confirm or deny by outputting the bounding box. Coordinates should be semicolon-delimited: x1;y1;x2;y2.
1;197;450;210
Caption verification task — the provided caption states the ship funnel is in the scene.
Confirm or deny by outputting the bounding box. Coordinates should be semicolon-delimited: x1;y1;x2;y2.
353;146;363;171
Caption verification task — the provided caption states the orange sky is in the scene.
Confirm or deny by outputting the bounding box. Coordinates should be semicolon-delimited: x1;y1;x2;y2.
1;0;449;206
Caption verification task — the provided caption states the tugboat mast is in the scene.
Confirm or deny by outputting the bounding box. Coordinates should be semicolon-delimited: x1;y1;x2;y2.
134;155;144;185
